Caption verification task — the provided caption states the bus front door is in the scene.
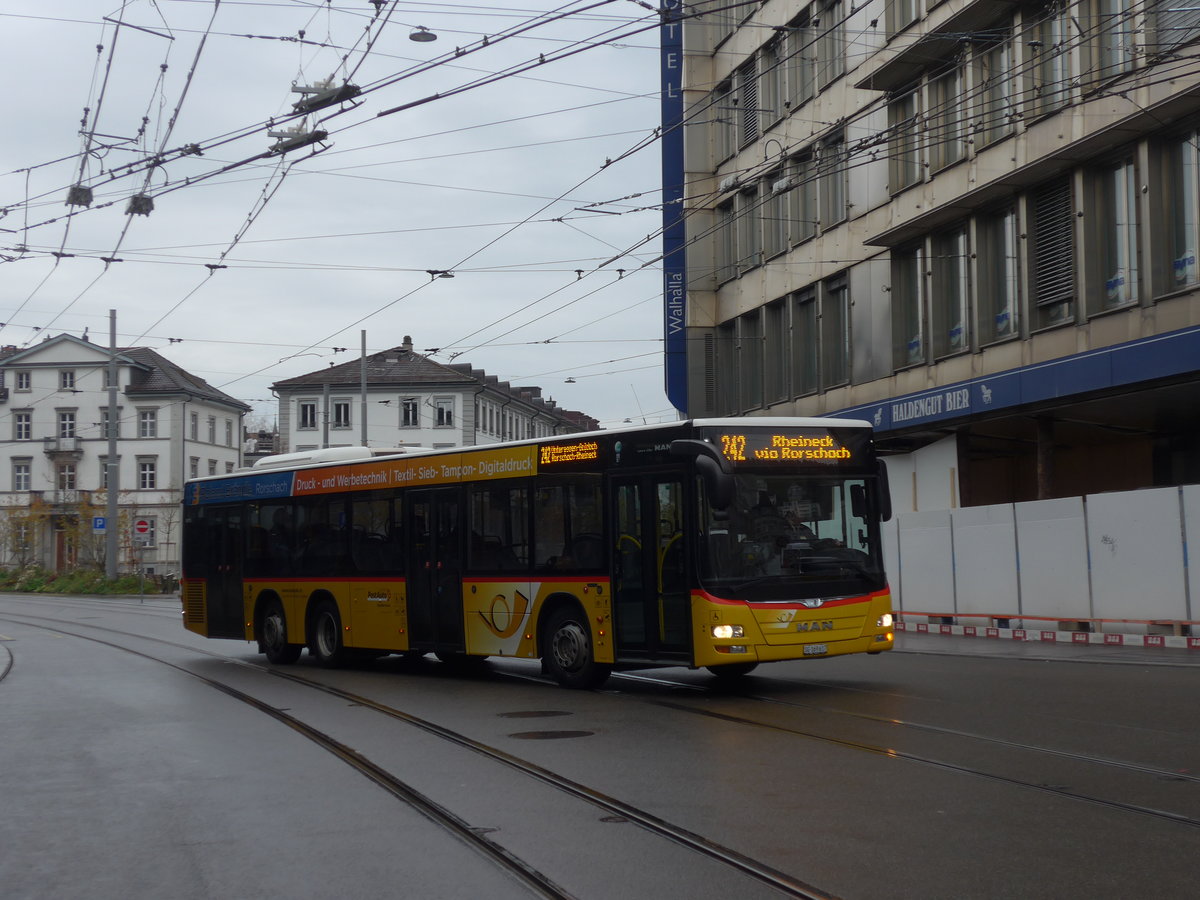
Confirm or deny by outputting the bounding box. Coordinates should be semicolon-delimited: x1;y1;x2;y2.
611;476;690;662
407;488;465;651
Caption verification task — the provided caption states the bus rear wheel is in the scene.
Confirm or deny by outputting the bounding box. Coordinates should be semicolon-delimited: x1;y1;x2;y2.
309;600;347;668
543;607;610;689
706;662;758;680
260;599;302;665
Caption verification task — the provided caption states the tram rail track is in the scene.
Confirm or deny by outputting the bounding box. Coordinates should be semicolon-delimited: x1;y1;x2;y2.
0;608;835;900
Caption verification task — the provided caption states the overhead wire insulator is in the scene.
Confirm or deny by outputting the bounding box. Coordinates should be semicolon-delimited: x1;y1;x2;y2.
66;186;94;207
267;126;329;155
126;194;154;216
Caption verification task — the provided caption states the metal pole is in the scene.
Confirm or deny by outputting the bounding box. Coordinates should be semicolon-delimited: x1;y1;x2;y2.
105;310;120;579
360;330;367;446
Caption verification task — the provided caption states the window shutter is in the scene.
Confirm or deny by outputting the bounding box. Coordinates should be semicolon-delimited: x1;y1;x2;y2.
1032;177;1075;307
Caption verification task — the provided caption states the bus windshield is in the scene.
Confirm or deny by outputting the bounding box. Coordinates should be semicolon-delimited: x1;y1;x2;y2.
698;473;886;601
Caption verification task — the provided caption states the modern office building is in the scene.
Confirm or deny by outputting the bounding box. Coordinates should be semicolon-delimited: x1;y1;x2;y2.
665;0;1200;511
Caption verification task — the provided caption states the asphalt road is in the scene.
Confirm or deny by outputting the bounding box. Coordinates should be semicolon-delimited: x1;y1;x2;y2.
1;594;1197;900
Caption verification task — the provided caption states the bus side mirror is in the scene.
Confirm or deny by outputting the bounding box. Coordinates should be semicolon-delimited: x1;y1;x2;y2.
669;439;734;512
876;459;893;522
850;483;867;519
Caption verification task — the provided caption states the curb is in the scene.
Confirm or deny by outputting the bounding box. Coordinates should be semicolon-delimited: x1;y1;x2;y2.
897;620;1200;651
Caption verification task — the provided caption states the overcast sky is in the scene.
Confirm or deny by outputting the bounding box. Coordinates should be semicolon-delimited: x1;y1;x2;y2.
0;0;671;431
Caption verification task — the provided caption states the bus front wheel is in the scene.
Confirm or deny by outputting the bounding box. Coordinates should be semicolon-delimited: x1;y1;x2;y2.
543;607;610;689
260;599;302;665
309;600;347;668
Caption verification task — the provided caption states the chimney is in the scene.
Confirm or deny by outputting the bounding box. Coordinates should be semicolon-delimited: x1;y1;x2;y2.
401;335;413;353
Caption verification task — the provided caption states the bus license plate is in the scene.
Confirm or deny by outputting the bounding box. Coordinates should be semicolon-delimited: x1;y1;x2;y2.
803;644;827;656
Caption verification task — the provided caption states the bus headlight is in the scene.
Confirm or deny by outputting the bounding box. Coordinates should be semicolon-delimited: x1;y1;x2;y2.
876;614;893;628
712;624;744;639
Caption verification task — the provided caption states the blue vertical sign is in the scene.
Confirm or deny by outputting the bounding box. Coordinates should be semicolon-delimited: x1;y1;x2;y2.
661;0;687;414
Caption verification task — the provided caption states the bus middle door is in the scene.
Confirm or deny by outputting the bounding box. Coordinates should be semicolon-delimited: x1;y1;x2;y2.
407;488;465;652
611;475;690;662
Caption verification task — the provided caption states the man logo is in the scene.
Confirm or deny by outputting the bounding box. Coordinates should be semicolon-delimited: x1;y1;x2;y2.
796;621;834;632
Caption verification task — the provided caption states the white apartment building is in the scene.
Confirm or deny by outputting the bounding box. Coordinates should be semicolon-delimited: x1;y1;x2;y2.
665;0;1200;510
271;335;597;453
0;334;248;574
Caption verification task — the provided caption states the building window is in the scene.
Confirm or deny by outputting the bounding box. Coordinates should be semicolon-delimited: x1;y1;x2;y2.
189;457;199;479
1166;132;1200;289
208;460;217;476
1154;1;1200;54
207;416;216;443
1093;158;1139;311
716;321;737;413
189;412;198;440
763;169;788;259
885;0;919;37
58;411;76;439
1094;0;1134;82
764;300;787;404
401;398;419;427
928;68;965;171
759;39;784;127
12;460;31;491
736;187;761;272
59;370;75;391
138;459;157;490
57;464;76;491
892;245;925;368
821;277;850;388
14;411;31;441
791;289;819;396
735;58;759;147
976;34;1015;148
435;398;454;427
787;153;817;243
818;132;846;226
226;462;235;474
977;207;1021;343
816;0;845;89
138;409;157;438
930;227;971;358
225;420;233;446
716;200;736;283
298;401;317;430
333;401;351;429
1031;176;1076;326
889;89;921;192
712;80;735;164
786;14;815;107
739;309;763;411
15;371;30;391
1028;3;1072;115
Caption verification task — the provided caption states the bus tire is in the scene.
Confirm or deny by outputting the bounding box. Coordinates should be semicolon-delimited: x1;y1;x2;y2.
260;599;302;665
543;606;610;689
308;599;347;668
706;662;758;680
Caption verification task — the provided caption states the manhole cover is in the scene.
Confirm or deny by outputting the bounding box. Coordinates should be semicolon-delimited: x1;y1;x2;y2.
498;710;573;719
508;730;594;740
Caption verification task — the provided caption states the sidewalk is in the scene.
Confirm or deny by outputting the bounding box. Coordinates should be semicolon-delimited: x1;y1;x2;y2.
896;626;1200;667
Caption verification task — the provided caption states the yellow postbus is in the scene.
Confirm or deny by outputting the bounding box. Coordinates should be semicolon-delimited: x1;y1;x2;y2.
181;418;894;688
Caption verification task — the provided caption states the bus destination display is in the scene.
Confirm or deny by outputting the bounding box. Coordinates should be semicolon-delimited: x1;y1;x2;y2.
717;430;854;464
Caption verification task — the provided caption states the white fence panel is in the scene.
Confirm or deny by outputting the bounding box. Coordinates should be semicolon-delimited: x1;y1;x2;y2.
895;510;954;614
1015;497;1090;621
1183;485;1200;624
881;517;901;607
951;505;1018;616
1086;488;1187;622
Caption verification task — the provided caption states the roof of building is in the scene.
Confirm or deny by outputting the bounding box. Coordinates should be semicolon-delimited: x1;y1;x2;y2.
271;335;599;429
0;334;250;412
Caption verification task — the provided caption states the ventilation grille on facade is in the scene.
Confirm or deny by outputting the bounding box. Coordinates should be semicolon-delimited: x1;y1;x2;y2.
1032;177;1075;307
703;332;716;414
182;581;207;626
